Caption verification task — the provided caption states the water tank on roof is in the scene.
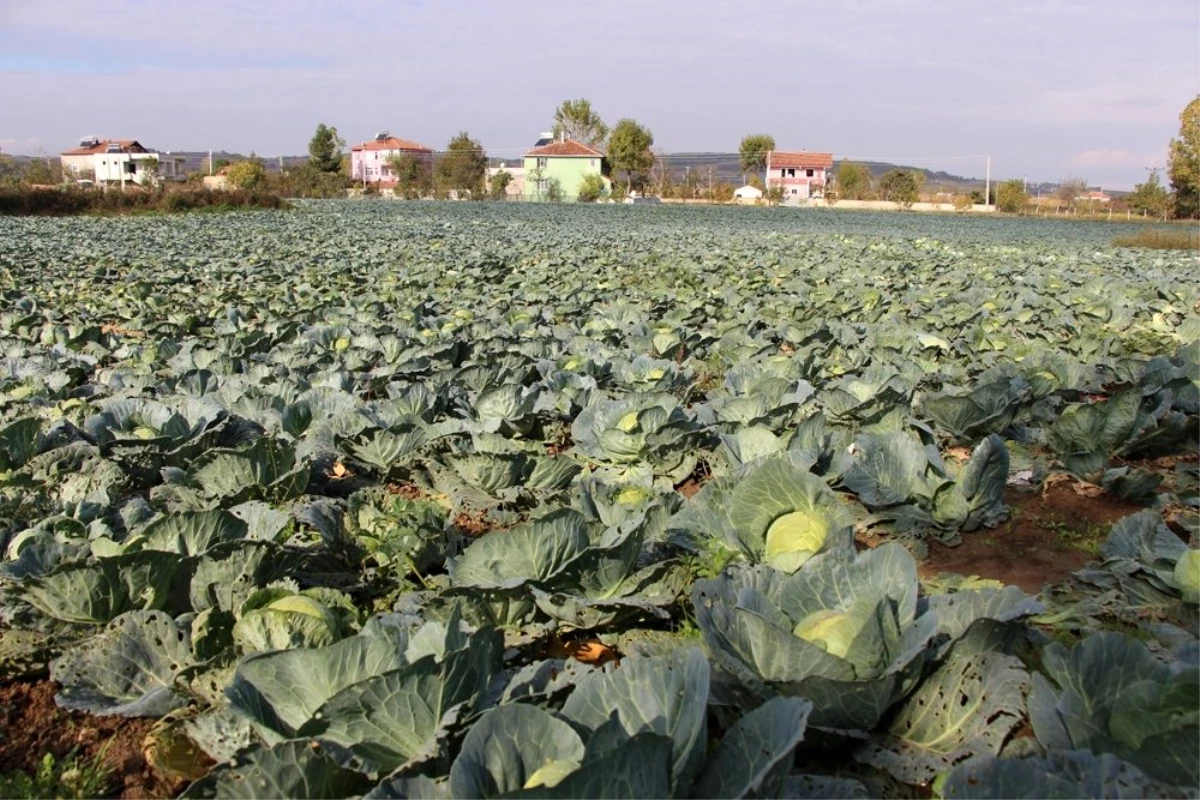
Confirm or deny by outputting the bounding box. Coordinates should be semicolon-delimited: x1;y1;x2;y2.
79;136;99;148
375;131;390;141
106;142;122;152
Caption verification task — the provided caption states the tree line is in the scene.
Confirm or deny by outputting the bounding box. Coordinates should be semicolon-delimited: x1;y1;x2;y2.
3;96;1195;216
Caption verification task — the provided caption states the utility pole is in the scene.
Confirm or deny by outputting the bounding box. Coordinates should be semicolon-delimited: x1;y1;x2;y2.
208;149;213;175
984;155;991;211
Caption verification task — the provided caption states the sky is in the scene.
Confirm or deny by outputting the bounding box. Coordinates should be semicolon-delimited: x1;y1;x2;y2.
1;0;1197;189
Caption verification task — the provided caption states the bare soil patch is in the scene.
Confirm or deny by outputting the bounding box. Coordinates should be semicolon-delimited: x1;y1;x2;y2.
920;483;1151;594
0;679;183;799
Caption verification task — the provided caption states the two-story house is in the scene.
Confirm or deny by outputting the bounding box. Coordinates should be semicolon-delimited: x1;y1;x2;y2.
522;139;610;202
60;138;187;186
350;132;433;187
765;150;834;202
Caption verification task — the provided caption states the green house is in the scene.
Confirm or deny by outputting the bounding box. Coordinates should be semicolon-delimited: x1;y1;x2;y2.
522;139;611;202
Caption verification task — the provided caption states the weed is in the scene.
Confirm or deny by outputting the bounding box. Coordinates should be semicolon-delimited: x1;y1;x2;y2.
1042;519;1107;556
0;747;114;800
1111;228;1199;250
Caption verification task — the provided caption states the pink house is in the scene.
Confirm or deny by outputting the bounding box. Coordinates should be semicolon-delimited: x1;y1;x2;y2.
350;132;433;186
766;150;834;201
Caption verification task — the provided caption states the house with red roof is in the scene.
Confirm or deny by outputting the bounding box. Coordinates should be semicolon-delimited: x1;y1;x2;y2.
765;150;834;203
350;132;433;187
522;138;610;201
60;137;186;186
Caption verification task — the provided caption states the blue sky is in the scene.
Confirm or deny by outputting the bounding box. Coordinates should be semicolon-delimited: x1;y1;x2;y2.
2;0;1197;189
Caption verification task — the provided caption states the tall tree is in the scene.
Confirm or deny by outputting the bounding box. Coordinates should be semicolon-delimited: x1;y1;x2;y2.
436;132;488;199
607;119;654;193
836;162;872;200
551;99;609;148
1168;95;1199;219
738;134;775;183
308;123;345;174
1128;169;1170;218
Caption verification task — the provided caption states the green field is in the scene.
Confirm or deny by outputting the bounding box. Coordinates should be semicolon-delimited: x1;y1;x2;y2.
0;202;1196;798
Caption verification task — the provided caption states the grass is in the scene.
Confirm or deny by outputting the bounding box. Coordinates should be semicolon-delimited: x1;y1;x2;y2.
1111;228;1200;250
1042;519;1108;557
0;747;115;800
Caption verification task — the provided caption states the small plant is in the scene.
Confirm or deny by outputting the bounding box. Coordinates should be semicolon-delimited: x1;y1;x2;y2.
1043;519;1107;556
0;747;115;800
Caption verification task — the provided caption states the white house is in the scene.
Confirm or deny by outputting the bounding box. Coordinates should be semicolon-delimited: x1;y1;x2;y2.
60;137;186;186
349;132;433;186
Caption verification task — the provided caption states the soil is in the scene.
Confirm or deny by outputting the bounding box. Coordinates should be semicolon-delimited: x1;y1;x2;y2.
385;482;427;501
452;509;500;537
919;482;1153;594
0;679;184;799
675;459;713;500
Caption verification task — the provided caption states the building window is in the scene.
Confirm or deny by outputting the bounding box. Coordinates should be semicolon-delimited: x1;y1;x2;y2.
806;169;814;177
537;158;548;169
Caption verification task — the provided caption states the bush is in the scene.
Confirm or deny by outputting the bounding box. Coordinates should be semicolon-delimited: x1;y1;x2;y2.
996;179;1028;213
0;186;288;216
952;194;974;213
227;160;269;191
576;174;607;203
879;170;920;208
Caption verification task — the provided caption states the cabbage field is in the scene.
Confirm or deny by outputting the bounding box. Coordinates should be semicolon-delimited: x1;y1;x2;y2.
0;202;1197;798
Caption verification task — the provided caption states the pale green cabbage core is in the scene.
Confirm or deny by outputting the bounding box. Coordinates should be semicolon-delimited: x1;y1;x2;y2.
1176;549;1200;604
764;510;828;571
615;412;641;433
792;609;858;659
523;760;580;790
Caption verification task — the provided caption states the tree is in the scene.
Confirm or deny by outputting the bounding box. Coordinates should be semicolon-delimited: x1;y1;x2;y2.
576;173;607;203
765;185;786;206
308;123;345;174
551;99;609;148
1128;169;1170;218
738;134;775;183
226;160;268;190
607;119;654;193
387;153;433;199
435;132;488;199
489;169;513;199
996;179;1028;213
1168;95;1199;219
138;157;162;189
836;162;872;200
1056;176;1088;211
22;158;61;186
879;169;920;207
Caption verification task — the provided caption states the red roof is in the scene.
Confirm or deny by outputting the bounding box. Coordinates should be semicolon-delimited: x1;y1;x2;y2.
352;136;431;153
525;139;604;158
60;139;146;156
768;150;834;170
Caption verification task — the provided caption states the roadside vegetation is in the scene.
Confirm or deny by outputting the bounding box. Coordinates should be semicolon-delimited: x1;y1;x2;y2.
1112;227;1200;250
0;186;288;216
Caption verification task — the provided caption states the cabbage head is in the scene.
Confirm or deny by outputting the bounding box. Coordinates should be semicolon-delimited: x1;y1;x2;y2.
693;544;935;730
